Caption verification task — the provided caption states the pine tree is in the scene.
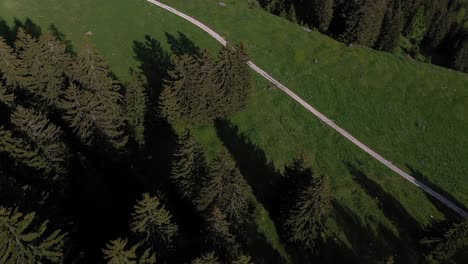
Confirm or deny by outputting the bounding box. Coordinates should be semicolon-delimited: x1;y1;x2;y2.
268;0;288;16
280;157;313;211
0;126;47;172
339;0;390;46
15;29;71;108
170;129;207;199
211;44;250;117
130;193;178;251
0;206;65;264
192;50;218;122
310;0;334;32
0;83;14;106
197;49;216;77
102;238;156;264
401;0;424;32
451;35;468;72
283;173;332;250
196;149;250;223
0;37;24;87
422;219;468;260
422;1;456;51
61;81;127;149
160;54;211;125
161;45;250;126
286;5;298;24
60;82;99;145
375;0;403;51
11;106;68;176
70;35;120;100
204;207;238;256
125;74;147;146
232;254;254;264
191;252;220;264
406;6;428;44
69;35;127;149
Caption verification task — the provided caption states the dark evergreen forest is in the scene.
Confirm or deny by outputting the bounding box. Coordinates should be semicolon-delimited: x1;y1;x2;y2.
258;0;468;72
0;20;466;264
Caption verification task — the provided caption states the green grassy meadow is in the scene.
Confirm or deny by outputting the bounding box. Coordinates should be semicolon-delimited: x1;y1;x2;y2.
1;0;468;262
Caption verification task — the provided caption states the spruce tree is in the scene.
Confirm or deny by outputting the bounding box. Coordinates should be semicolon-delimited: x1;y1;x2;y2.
280;157;313;212
451;35;468;72
0;126;47;172
0;37;24;87
0;83;14;106
283;173;332;250
125;74;147;147
422;1;455;51
102;238;156;264
69;35;127;149
0;207;65;264
340;0;390;46
375;0;403;51
60;82;99;145
70;35;120;101
170;129;207;199
191;252;220;264
232;254;254;264
401;0;424;32
61;81;127;149
196;149;250;223
268;0;288;16
160;54;210;125
11;106;68;176
310;0;334;32
204;207;238;256
130;193;178;251
211;44;250;117
15;29;70;108
406;6;428;44
422;219;468;261
161;45;250;126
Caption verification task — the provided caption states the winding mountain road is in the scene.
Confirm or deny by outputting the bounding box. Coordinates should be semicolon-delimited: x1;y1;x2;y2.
146;0;467;218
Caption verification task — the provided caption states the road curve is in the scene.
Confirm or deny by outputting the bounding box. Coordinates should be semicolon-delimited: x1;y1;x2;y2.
145;0;468;218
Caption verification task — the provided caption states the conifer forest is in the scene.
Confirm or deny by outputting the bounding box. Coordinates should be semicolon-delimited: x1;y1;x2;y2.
1;0;468;263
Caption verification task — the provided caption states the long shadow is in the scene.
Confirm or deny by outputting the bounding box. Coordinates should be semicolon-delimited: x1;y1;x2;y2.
132;34;206;262
67;148;142;263
214;119;282;213
332;201;418;263
405;163;467;220
165;31;201;56
49;24;75;55
240;218;284;264
132;34;172;129
0;18;41;45
346;162;422;236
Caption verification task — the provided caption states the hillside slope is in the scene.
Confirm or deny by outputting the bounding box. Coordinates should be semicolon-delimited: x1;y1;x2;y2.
1;0;467;262
156;0;468;208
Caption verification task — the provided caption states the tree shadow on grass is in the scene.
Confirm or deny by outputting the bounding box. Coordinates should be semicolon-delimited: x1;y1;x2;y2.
346;162;422;236
132;34;173;184
332;201;419;263
405;163;467;220
214;119;282;213
132;34;206;262
0;17;41;45
312;234;356;264
49;24;75;55
165;31;201;56
238;216;284;264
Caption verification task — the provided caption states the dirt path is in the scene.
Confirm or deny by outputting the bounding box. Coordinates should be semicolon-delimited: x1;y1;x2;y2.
145;0;467;218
